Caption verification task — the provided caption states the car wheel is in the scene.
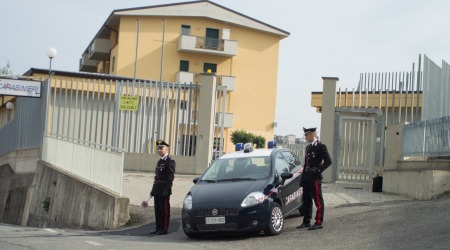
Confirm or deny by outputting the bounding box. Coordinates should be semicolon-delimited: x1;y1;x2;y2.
264;202;283;236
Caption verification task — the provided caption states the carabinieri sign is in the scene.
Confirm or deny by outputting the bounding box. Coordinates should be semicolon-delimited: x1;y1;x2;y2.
0;78;41;98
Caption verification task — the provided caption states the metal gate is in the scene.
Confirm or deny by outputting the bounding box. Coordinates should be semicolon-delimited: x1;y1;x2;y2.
334;109;381;182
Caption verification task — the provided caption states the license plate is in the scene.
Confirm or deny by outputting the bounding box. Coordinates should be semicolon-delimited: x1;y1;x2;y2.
205;217;225;224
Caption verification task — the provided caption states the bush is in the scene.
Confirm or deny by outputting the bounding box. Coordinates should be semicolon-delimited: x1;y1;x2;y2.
230;130;266;148
230;129;254;145
253;135;266;149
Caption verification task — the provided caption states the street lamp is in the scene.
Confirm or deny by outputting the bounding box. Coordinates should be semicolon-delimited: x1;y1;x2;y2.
47;47;57;78
44;47;57;134
6;101;14;121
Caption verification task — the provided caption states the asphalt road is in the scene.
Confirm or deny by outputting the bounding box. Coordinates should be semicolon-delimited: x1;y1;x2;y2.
1;196;449;250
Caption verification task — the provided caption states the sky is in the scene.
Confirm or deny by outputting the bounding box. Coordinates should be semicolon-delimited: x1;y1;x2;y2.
2;0;450;138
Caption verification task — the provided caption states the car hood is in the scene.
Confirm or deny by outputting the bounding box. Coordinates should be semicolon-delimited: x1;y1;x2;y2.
191;179;268;205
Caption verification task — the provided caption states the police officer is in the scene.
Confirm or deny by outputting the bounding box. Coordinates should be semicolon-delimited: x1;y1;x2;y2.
150;140;176;235
297;127;332;230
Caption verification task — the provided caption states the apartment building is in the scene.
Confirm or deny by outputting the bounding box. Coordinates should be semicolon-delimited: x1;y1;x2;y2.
78;0;289;152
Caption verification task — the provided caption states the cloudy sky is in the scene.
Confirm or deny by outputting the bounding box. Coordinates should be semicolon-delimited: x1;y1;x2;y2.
2;0;450;137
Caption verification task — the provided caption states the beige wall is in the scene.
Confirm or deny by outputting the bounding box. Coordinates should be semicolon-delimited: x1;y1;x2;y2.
112;16;283;152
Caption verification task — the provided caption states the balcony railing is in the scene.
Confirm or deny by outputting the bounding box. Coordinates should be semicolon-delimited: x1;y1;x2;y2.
215;112;233;128
219;76;235;92
88;38;111;61
178;35;237;57
79;53;97;72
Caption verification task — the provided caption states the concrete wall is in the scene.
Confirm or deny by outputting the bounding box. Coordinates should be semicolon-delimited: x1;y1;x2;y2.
0;164;34;225
0;148;41;174
27;161;129;230
384;162;450;200
42;136;124;195
383;123;450;200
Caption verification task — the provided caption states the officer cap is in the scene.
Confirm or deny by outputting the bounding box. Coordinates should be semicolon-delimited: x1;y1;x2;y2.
156;139;170;147
303;127;317;135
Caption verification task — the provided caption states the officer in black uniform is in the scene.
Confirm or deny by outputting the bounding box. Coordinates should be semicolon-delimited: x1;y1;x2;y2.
296;127;332;230
150;139;176;235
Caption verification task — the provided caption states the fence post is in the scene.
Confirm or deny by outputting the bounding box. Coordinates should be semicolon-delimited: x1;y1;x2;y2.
194;73;217;174
320;77;339;182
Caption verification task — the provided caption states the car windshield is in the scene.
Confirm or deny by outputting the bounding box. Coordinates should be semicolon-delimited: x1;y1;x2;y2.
200;156;271;182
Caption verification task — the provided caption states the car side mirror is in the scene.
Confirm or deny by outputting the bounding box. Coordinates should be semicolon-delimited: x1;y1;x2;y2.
280;172;293;180
279;172;293;186
193;177;200;184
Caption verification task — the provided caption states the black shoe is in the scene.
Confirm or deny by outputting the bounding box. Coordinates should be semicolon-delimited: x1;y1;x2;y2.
296;223;311;229
308;224;323;230
150;230;159;234
155;231;167;235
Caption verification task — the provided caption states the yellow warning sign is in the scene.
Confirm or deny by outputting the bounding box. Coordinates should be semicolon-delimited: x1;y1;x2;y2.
119;96;139;111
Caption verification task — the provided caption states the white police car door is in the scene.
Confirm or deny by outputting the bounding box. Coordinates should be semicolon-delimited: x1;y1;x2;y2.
274;151;303;214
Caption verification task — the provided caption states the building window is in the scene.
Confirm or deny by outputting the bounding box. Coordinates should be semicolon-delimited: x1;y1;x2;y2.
111;56;115;72
180;60;189;72
203;63;217;73
205;28;219;49
181;25;191;35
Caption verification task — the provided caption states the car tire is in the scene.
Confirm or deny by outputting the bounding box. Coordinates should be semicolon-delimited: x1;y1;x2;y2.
264;202;283;236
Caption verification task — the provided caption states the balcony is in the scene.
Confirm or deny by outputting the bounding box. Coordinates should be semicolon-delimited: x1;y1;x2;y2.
178;35;237;57
79;53;97;72
219;75;235;92
215;112;233;128
176;71;195;84
88;38;111;61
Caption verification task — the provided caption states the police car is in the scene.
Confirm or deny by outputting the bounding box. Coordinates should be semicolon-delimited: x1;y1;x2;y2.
182;143;303;238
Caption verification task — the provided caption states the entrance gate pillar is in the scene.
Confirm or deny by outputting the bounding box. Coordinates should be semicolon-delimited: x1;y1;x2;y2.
194;73;217;174
320;77;339;182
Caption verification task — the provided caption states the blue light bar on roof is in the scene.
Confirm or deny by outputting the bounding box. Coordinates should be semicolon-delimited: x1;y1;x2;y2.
268;140;276;149
235;143;243;151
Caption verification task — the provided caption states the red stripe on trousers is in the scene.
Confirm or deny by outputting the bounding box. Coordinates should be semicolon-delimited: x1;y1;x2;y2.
314;180;323;224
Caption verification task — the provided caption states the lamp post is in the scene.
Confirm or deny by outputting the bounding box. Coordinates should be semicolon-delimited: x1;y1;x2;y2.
6;101;14;121
47;47;57;78
44;47;57;134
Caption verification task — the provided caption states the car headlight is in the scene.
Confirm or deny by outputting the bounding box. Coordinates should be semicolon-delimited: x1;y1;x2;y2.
241;192;265;207
183;195;192;210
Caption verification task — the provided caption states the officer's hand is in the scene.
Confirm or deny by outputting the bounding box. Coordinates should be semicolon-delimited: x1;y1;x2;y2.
313;168;321;174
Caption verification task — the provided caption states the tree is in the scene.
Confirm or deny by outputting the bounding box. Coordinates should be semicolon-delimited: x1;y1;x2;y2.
1;61;13;75
253;135;266;149
230;129;254;145
231;130;267;148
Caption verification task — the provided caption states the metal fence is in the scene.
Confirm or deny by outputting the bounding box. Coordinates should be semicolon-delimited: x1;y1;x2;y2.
402;116;450;159
45;77;227;157
46;78;203;155
281;143;307;165
335;57;423;169
421;55;450;120
0;93;45;156
339;65;423;125
402;55;450;159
